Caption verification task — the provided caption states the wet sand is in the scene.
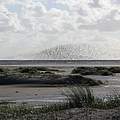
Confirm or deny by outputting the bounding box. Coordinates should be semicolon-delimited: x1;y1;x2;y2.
0;85;67;104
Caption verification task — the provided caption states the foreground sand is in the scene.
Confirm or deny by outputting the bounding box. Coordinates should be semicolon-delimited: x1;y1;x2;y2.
0;85;66;104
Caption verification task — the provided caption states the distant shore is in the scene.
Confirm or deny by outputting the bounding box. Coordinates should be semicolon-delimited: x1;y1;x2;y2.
0;60;120;66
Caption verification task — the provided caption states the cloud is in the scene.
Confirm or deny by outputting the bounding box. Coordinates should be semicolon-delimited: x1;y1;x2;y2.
1;0;120;32
56;0;120;24
0;0;120;58
0;2;24;32
78;9;120;32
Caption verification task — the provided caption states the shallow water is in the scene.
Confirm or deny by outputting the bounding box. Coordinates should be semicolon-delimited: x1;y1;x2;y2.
1;60;120;66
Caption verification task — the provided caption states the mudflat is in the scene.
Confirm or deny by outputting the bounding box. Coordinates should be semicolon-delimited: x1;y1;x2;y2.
0;66;120;104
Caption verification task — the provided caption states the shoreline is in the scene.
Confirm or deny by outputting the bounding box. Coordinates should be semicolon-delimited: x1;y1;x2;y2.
0;60;120;66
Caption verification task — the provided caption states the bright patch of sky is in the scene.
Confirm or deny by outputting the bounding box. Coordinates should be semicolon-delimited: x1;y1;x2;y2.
6;4;21;13
35;0;68;10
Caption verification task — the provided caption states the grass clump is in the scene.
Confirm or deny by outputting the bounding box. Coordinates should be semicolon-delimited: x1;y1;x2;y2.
71;67;96;75
66;75;103;86
0;68;9;74
16;67;57;75
17;67;38;74
0;68;4;73
109;67;120;73
64;86;120;109
98;69;112;76
64;86;96;108
71;67;113;76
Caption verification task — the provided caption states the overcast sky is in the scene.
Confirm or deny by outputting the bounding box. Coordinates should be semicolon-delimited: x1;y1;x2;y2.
0;0;120;58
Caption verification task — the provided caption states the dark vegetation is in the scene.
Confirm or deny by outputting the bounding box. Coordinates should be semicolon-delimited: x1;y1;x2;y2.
0;74;102;86
0;68;8;74
0;68;4;73
65;75;102;86
0;67;103;86
1;66;120;86
71;67;120;76
109;67;120;73
15;67;58;75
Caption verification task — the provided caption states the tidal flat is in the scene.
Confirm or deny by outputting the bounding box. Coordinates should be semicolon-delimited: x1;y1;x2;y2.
0;66;102;104
1;66;120;119
0;66;120;104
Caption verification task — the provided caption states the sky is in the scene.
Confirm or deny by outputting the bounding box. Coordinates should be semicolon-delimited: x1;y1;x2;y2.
0;0;120;59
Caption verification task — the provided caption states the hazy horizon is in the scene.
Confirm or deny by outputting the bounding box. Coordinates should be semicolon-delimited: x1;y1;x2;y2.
0;0;120;59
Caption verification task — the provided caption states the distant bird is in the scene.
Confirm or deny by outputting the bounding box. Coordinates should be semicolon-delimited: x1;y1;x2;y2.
15;91;19;93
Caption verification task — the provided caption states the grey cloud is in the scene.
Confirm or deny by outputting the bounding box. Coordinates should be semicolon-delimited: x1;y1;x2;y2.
78;9;120;32
62;22;74;31
32;6;45;17
79;19;120;32
112;0;120;4
78;8;88;16
0;26;13;32
0;13;13;32
89;0;101;8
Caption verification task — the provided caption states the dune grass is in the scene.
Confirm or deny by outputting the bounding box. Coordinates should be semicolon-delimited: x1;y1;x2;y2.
64;85;120;109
